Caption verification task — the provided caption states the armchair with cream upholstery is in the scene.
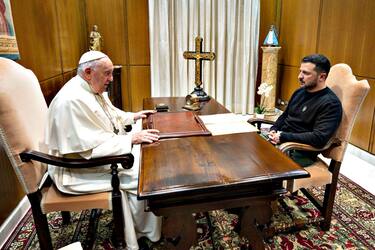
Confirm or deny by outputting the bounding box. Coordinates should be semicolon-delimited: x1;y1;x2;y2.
249;63;370;230
0;58;134;249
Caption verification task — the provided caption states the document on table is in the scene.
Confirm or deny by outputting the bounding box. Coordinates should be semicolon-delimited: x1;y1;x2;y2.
199;113;258;136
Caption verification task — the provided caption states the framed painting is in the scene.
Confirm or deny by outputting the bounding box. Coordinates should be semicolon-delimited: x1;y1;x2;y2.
0;0;19;60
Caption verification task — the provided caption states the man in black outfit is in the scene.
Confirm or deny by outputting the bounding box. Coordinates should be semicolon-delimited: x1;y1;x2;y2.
268;54;342;167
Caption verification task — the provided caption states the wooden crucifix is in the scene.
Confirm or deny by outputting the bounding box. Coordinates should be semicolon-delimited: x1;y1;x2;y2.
183;36;215;101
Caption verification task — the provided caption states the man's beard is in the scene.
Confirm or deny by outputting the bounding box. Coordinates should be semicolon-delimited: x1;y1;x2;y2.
300;79;318;90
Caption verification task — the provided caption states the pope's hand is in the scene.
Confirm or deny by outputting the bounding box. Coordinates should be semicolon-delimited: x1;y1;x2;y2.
132;129;160;144
134;110;156;121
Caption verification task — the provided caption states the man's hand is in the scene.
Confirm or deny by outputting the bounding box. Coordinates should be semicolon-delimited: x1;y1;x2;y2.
132;129;160;144
268;130;281;145
134;110;156;121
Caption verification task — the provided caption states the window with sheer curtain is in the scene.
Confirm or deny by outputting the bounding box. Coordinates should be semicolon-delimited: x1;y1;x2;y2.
148;0;260;114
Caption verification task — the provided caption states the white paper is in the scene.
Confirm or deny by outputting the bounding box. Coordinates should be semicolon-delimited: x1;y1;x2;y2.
199;113;258;136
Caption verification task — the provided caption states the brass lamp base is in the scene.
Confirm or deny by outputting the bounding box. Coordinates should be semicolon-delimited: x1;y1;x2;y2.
183;94;201;111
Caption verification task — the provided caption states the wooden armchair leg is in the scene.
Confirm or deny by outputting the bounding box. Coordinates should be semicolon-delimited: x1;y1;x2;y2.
61;211;71;225
320;182;337;231
85;209;102;250
28;192;53;250
110;163;125;248
203;212;215;243
321;162;340;231
112;191;125;247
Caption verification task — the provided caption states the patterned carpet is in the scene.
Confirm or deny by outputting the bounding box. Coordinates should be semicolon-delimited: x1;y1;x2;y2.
3;174;374;249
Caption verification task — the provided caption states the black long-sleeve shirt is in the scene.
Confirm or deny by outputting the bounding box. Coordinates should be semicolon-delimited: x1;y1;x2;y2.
271;87;342;148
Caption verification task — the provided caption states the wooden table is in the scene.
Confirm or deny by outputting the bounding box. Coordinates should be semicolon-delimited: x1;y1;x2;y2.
139;97;309;249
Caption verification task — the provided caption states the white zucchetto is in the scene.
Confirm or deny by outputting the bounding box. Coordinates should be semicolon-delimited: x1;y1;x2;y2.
78;51;108;65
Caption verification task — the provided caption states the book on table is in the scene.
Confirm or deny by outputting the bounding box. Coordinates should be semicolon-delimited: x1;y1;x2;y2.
146;111;211;139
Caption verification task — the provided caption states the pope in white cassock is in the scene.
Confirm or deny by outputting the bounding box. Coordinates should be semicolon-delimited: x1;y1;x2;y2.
45;51;161;250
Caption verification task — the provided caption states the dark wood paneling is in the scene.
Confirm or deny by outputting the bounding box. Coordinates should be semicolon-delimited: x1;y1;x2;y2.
121;66;131;111
40;75;64;106
84;0;151;112
10;0;62;81
56;0;88;72
127;0;150;65
318;0;375;77
278;0;320;66
259;0;278;47
0;145;24;225
258;0;279;92
278;65;300;103
129;66;151;112
63;70;77;84
85;0;127;65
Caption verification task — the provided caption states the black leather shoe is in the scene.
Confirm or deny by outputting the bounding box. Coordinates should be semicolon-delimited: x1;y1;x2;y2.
137;236;150;250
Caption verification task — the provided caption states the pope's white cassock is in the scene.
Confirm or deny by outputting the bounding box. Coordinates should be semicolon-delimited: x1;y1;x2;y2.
45;74;161;250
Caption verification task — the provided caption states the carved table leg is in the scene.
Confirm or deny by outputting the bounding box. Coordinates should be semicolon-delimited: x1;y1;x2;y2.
162;212;197;250
239;200;273;250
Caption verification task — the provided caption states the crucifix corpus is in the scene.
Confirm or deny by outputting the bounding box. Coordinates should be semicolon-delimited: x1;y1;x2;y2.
183;36;215;101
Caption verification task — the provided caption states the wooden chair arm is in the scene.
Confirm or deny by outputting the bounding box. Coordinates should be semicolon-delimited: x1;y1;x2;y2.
247;117;276;126
20;150;134;169
247;117;276;131
279;138;341;154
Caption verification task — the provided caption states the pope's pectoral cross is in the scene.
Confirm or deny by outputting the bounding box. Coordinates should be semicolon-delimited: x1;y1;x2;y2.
183;36;215;101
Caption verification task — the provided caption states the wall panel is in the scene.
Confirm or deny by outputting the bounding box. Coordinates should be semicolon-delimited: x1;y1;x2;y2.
258;0;279;98
259;0;278;46
10;0;62;81
278;65;300;103
40;75;65;106
127;0;150;65
121;67;131;111
318;0;375;77
85;0;127;65
278;0;320;66
63;70;77;84
129;66;151;111
56;0;88;71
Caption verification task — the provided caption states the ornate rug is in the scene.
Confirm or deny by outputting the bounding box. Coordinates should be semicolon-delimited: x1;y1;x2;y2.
3;174;374;249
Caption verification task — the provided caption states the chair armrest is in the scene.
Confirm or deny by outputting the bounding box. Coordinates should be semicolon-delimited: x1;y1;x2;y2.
247;117;276;131
20;150;134;169
247;117;276;126
279;138;341;154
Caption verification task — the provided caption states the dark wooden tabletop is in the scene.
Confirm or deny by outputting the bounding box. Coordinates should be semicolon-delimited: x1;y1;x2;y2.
138;132;308;200
139;97;309;202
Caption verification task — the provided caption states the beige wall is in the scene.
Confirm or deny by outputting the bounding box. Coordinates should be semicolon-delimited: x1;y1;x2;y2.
260;0;375;152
